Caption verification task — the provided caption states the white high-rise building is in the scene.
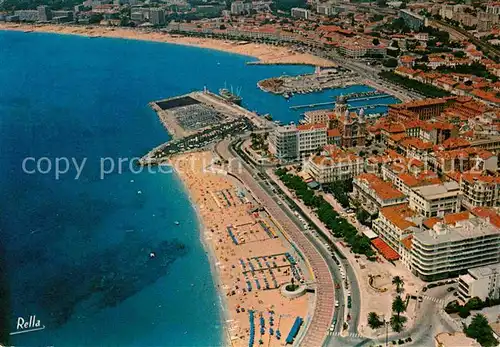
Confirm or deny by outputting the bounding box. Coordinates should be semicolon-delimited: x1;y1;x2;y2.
269;125;298;161
411;218;500;281
458;263;500;302
297;124;327;158
231;1;246;15
291;7;310;20
150;8;165;25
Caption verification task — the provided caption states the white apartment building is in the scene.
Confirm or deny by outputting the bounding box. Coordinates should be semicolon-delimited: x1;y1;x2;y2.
316;4;333;15
291;7;310;20
411;218;500;281
268;125;298;161
304;149;363;184
297;124;327;158
487;3;500;15
409;181;461;218
351;173;407;215
231;1;250;15
460;173;500;209
269;123;327;161
14;10;39;21
458;263;500;302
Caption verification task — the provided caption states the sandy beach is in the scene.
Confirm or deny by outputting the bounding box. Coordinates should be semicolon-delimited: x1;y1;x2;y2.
0;23;336;67
170;151;311;347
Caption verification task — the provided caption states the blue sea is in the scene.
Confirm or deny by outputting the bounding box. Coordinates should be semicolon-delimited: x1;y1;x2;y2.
0;30;398;347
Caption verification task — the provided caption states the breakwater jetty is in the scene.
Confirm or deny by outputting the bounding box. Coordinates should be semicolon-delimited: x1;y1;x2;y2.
257;68;359;97
289;91;391;110
139;90;267;165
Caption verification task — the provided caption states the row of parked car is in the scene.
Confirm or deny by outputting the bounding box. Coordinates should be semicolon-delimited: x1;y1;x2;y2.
422;279;457;292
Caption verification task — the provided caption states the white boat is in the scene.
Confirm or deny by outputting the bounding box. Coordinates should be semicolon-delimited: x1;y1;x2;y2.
174;221;180;225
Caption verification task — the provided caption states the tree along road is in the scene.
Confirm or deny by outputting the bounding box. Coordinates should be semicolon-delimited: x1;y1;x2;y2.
216;139;336;347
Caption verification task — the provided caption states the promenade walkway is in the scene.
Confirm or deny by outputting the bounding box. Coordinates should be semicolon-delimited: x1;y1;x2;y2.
216;139;335;347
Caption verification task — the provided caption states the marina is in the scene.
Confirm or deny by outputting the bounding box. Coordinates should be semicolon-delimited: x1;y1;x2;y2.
257;68;359;97
140;89;271;165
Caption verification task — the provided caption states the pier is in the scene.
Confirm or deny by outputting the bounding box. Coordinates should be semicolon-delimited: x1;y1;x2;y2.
289;91;392;110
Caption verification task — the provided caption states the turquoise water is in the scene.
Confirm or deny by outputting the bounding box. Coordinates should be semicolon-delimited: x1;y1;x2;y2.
0;30;395;347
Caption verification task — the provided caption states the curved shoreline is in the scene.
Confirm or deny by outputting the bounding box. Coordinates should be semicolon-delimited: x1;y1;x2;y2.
171;167;231;347
0;23;335;67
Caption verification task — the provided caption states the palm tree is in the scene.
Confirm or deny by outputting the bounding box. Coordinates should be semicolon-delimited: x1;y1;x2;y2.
367;312;383;329
392;276;404;293
390;314;407;332
392;296;406;318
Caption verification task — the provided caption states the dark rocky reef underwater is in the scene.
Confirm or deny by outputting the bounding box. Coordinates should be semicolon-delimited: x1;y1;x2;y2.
40;237;188;327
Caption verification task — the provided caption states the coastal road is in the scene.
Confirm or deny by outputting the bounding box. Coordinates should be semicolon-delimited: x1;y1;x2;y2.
265;172;363;341
216;139;336;347
313;49;423;102
224;136;363;345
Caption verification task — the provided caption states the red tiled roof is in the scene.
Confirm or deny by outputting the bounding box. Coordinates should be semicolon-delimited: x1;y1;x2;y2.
371;238;400;261
443;211;470;225
401;235;413;251
380;204;416;230
327;128;341;137
471;207;500;228
356;173;406;201
423;217;441;229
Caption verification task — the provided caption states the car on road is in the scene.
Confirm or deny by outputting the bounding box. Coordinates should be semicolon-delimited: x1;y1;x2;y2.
418;296;423;302
335;300;339;307
447;287;456;292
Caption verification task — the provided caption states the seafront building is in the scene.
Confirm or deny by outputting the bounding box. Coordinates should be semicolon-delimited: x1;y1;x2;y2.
37;5;52;22
14;10;39;22
297;124;328;158
410;218;500;281
269;125;299;161
304;146;364;184
269;124;327;161
458;263;500;302
150;8;165;25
